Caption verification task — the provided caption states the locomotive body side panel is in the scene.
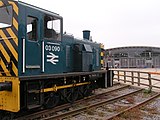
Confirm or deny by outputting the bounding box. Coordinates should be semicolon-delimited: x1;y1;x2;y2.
18;3;42;75
62;35;74;72
43;41;64;74
63;35;101;73
18;2;64;76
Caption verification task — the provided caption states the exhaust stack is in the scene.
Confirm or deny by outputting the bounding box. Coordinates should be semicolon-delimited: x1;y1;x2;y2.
83;30;90;40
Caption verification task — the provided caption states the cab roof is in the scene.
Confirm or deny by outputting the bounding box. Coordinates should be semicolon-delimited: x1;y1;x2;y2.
18;1;63;19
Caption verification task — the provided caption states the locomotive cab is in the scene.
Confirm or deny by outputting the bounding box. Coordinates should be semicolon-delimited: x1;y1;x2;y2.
0;0;63;113
19;2;63;75
0;0;64;76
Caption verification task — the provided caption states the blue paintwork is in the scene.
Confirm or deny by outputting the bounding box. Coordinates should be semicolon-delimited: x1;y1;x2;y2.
18;2;101;77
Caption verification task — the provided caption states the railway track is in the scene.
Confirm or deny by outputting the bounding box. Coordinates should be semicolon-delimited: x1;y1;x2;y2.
15;83;126;120
43;88;143;120
107;93;160;120
15;83;160;120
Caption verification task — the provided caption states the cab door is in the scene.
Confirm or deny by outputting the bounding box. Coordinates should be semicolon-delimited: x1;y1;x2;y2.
25;9;41;75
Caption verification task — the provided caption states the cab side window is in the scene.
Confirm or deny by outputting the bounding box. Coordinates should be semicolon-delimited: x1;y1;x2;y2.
0;5;13;28
44;15;61;41
27;16;38;41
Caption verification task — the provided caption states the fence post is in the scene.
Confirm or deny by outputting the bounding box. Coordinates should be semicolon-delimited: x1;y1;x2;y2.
138;72;140;86
124;71;126;83
148;73;152;90
131;72;134;85
117;71;120;82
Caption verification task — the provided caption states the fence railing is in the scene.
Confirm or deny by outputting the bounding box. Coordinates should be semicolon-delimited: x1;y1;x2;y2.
113;69;160;91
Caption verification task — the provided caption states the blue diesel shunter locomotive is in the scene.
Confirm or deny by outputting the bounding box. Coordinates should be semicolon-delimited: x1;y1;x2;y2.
0;0;112;119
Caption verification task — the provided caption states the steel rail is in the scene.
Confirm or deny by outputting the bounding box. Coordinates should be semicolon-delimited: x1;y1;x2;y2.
43;88;143;120
106;93;160;120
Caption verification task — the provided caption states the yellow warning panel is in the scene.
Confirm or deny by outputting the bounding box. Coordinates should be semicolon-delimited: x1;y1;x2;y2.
0;77;20;112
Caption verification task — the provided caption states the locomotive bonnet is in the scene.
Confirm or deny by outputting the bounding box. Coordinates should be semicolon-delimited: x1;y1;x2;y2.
0;0;111;119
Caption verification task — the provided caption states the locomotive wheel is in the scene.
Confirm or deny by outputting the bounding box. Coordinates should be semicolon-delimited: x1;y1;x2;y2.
80;84;92;97
44;92;60;108
64;87;79;103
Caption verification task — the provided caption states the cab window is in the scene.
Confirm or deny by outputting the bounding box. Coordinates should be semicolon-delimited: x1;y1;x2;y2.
44;15;61;41
27;16;38;41
0;5;13;28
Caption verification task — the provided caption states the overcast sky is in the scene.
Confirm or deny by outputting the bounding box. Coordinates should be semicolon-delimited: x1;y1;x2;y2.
19;0;160;49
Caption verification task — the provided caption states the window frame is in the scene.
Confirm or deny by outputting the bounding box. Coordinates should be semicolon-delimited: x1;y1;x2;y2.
26;16;38;42
0;5;13;29
43;14;62;41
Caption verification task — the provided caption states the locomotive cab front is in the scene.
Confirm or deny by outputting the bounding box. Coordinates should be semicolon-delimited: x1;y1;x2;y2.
0;0;20;113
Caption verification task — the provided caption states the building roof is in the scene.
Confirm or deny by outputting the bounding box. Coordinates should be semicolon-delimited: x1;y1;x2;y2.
106;46;160;51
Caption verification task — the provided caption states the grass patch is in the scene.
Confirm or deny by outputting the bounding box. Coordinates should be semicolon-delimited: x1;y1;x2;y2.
143;88;152;94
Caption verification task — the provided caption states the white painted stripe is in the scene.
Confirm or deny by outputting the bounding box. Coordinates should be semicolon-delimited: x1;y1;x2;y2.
26;65;40;69
46;42;60;45
42;41;45;72
22;38;25;73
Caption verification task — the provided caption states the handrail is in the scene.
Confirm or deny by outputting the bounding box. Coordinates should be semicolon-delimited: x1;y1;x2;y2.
0;37;16;41
112;69;160;91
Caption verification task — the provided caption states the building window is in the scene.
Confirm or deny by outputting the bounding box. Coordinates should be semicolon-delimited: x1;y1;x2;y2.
27;16;38;41
44;15;61;41
0;5;13;28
